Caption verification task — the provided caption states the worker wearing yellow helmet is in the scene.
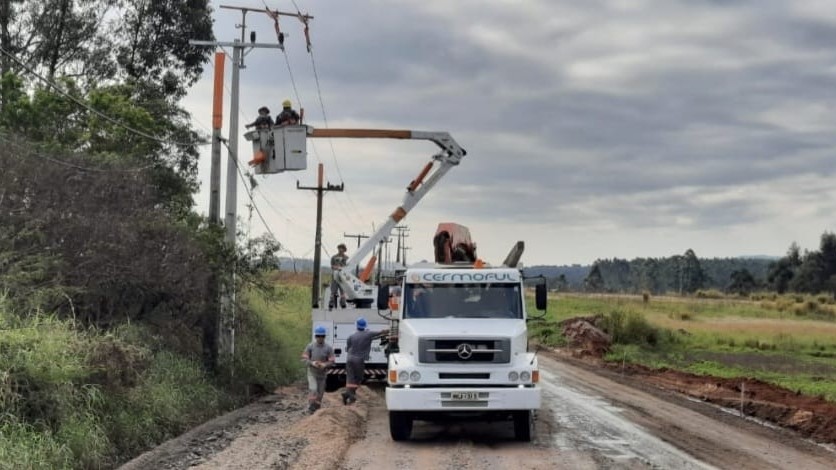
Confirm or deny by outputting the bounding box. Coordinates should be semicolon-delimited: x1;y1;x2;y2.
276;99;300;126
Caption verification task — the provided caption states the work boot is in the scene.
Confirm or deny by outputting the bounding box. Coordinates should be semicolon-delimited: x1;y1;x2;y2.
340;300;347;309
341;390;350;405
307;403;317;413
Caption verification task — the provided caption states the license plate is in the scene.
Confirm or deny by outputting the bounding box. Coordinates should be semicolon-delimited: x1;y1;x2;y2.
450;391;480;401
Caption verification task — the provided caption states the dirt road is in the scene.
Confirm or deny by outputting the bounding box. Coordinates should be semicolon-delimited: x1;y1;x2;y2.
122;355;836;470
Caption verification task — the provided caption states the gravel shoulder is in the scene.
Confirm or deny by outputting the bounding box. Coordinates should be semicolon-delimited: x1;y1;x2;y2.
120;352;836;470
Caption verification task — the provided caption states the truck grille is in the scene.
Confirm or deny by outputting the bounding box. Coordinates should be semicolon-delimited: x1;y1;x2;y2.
419;338;510;364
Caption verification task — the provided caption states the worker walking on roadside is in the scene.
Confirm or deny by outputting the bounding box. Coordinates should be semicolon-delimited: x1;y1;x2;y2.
301;325;335;413
342;317;388;405
276;99;300;126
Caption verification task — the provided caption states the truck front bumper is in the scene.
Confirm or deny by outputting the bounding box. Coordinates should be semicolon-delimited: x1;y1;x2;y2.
386;386;540;411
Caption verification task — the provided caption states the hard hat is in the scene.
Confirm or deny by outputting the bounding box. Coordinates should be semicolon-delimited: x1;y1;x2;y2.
355;317;367;331
314;325;327;336
282;99;292;108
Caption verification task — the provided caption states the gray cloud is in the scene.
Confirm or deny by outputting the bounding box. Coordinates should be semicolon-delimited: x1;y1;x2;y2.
189;0;836;264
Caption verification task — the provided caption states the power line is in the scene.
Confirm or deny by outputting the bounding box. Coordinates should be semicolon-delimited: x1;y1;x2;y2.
0;45;208;149
219;138;279;242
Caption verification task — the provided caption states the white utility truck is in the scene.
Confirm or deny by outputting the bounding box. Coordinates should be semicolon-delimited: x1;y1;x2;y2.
378;231;547;442
246;125;469;391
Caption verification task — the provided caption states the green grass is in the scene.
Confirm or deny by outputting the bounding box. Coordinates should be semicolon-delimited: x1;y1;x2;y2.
230;282;311;390
0;277;313;469
536;292;836;402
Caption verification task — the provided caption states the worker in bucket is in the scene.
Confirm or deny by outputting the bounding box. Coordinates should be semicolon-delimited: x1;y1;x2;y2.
275;99;300;126
301;325;335;413
342;317;388;405
244;106;274;129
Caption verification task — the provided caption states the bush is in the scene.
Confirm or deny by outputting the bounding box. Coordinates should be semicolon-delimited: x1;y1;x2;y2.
600;310;667;347
695;289;725;299
0;306;231;468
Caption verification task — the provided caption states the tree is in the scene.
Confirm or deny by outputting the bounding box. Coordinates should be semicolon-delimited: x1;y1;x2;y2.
584;264;605;292
552;274;568;292
728;269;757;296
113;0;214;100
767;258;794;294
680;249;706;294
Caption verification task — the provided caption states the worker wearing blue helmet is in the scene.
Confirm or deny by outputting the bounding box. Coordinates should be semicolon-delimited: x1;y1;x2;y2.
342;317;388;405
301;325;335;413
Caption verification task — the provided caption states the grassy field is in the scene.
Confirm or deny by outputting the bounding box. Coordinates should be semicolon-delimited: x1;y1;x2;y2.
528;292;836;402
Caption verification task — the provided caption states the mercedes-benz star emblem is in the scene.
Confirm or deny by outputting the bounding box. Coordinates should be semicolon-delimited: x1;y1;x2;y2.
456;343;473;359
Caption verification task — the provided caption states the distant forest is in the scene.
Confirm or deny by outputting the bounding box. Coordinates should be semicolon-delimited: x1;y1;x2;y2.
524;231;836;296
278;232;836;296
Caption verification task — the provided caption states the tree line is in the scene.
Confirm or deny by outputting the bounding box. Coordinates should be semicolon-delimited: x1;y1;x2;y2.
526;233;836;297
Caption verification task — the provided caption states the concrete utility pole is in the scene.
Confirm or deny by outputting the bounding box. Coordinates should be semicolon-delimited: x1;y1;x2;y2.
189;4;311;371
344;233;369;276
298;163;344;308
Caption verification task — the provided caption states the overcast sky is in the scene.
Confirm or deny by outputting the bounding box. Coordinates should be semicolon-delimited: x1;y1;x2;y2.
183;0;836;267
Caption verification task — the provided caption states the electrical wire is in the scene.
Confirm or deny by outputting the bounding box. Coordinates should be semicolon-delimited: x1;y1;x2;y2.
219;138;279;240
0;45;208;149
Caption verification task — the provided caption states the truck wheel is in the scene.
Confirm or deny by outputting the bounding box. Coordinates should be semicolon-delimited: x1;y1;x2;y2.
325;375;343;392
513;410;533;442
389;411;413;441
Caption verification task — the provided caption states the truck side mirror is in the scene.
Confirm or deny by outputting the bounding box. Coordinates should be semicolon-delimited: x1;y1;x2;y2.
535;284;547;311
377;285;390;310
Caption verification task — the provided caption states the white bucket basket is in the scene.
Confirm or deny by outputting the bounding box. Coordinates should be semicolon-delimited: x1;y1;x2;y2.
244;125;308;174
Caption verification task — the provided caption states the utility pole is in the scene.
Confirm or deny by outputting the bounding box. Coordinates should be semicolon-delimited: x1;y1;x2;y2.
189;4;310;371
298;163;344;308
402;246;411;265
394;225;409;264
376;237;392;283
344;233;369;276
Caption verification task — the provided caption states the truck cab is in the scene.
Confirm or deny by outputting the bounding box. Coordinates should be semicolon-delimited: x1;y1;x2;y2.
381;264;547;441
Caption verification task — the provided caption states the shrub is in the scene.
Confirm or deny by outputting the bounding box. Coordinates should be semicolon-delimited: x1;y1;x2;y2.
601;310;666;347
695;289;724;299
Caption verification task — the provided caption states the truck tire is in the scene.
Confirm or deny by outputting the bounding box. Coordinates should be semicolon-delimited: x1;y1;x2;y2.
389;411;413;441
513;410;533;442
325;374;344;392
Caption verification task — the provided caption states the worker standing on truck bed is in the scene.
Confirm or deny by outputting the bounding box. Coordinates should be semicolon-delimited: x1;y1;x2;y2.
342;317;387;405
329;243;349;310
302;325;335;413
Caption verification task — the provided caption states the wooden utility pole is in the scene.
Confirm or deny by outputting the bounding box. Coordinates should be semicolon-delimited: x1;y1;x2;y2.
298;163;343;307
394;225;409;264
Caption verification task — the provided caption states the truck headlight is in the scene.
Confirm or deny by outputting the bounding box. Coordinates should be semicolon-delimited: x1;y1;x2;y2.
508;371;519;382
520;371;531;382
398;371;409;382
409;371;421;382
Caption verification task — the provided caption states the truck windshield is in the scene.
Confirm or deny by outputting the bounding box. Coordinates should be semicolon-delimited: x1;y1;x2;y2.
403;283;523;319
